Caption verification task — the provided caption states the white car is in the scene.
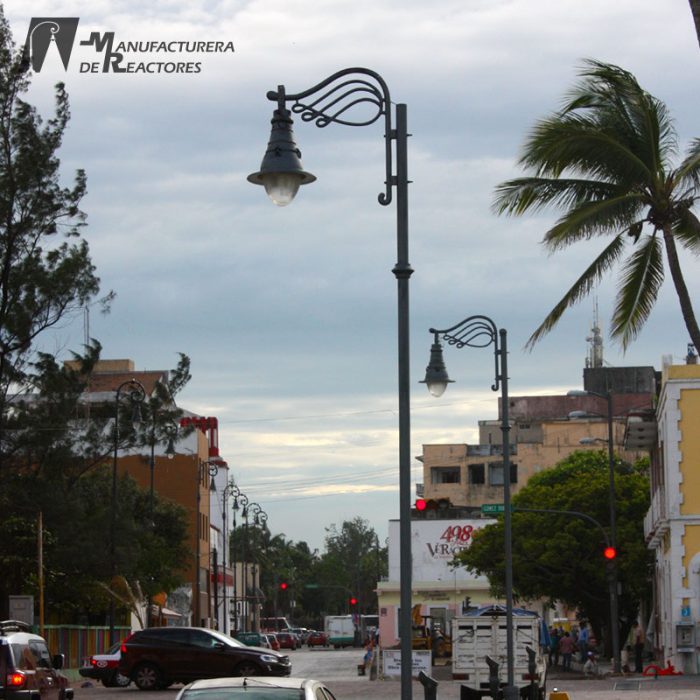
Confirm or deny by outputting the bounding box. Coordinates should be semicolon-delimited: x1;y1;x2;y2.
78;641;130;687
174;676;337;700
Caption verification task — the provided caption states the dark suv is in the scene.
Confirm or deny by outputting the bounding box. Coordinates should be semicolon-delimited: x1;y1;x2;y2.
0;620;73;700
119;627;292;690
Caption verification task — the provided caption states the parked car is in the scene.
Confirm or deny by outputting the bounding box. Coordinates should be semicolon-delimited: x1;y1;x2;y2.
275;632;298;650
0;619;73;700
265;633;280;651
174;676;337;700
119;626;291;690
306;630;329;647
79;641;130;687
234;632;267;648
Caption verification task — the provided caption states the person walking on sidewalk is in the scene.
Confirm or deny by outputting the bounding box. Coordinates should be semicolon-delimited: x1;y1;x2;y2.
559;631;576;671
630;622;645;673
578;623;590;662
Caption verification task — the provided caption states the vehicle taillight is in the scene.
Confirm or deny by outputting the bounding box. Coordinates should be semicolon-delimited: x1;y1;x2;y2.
121;633;134;654
7;671;26;687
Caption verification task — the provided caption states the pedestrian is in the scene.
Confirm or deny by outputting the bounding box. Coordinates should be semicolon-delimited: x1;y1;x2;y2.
583;651;599;677
630;622;645;673
578;623;590;663
558;631;576;672
548;627;560;667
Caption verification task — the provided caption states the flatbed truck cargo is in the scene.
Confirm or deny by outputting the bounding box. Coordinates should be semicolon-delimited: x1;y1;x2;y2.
451;605;546;700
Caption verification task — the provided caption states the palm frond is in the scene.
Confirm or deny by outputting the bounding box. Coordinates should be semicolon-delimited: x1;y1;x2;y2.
525;234;626;350
611;234;664;349
493;177;618;216
543;194;645;250
676;138;700;191
672;207;700;254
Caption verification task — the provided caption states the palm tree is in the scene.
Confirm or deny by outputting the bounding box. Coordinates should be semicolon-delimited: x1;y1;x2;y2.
493;60;700;351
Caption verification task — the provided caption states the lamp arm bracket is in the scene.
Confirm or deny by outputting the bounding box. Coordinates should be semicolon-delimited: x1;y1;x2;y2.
267;67;394;206
431;315;502;391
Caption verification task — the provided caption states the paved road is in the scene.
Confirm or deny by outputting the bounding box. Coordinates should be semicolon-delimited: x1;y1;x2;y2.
72;646;700;700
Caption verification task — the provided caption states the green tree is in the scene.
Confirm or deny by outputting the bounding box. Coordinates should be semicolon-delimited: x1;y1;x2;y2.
0;9;108;454
455;450;651;648
493;60;700;351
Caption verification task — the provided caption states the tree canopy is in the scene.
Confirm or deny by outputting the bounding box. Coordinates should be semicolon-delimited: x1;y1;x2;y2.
455;450;651;644
493;60;700;351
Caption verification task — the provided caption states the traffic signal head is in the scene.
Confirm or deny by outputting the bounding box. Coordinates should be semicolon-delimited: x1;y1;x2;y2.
415;498;427;512
280;581;288;590
603;546;617;560
349;596;357;606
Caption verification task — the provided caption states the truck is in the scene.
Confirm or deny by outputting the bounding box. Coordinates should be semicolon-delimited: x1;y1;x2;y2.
324;615;357;648
451;605;546;700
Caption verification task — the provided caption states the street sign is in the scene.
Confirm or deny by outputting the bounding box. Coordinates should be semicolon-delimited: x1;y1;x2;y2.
481;503;505;514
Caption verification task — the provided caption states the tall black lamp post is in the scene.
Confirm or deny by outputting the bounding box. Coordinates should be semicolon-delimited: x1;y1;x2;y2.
421;315;517;700
110;378;146;643
249;67;414;698
568;389;620;673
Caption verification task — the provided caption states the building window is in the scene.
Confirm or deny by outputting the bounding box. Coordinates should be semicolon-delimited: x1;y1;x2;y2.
431;466;461;484
488;462;517;486
468;463;485;484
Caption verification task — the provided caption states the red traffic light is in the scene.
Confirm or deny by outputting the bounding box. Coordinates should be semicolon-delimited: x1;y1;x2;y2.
603;546;617;560
280;582;288;590
349;596;358;606
415;499;427;511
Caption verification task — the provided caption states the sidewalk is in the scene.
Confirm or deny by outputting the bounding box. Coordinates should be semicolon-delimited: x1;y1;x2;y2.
328;665;700;699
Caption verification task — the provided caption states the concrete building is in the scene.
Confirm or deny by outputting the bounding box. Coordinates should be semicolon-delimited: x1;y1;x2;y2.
420;378;654;513
79;359;225;628
638;353;700;673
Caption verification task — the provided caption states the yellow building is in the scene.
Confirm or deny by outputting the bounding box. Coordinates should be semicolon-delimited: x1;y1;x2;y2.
641;358;700;673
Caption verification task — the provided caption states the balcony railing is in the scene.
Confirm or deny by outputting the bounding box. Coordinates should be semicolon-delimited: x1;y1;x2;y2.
644;485;668;548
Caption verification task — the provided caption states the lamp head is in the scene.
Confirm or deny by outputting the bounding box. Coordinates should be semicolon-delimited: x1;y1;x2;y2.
420;336;454;397
248;107;316;206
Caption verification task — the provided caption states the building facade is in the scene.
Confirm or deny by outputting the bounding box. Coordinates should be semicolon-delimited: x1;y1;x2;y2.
642;359;700;673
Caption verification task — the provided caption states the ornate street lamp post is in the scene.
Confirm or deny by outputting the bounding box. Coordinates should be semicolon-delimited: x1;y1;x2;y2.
421;315;518;700
249;67;414;698
110;378;146;644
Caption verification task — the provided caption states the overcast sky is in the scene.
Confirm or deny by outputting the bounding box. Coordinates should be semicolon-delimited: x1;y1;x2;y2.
7;1;700;552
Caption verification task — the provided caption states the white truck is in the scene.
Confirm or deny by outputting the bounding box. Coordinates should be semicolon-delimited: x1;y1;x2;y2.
324;614;357;648
451;605;546;700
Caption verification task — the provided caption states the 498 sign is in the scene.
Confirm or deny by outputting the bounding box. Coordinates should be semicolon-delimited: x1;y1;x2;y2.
425;524;475;558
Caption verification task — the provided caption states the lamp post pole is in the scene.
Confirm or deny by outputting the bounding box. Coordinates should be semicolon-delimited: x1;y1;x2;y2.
568;389;620;672
421;315;517;700
110;378;146;644
249;67;413;698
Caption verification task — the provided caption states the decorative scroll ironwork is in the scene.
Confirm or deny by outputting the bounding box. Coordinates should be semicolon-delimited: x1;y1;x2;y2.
266;68;395;206
430;315;502;391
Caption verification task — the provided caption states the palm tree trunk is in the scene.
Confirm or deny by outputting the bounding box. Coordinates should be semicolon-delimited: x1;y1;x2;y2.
690;0;700;47
663;224;700;352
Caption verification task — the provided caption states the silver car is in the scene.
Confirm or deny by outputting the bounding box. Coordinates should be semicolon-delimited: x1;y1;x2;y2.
174;676;337;700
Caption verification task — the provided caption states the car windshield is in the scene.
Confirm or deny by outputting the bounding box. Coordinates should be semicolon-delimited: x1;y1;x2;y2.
183;691;302;700
204;629;245;648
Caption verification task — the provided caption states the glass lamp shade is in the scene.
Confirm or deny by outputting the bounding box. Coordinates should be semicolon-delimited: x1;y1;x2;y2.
261;172;303;207
420;339;453;397
426;380;449;398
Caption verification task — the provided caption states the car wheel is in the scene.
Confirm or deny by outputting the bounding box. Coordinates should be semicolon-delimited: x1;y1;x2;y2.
113;671;131;688
233;661;261;676
134;662;163;690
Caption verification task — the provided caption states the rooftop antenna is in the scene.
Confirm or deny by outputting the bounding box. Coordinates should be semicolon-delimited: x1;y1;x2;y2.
585;298;604;368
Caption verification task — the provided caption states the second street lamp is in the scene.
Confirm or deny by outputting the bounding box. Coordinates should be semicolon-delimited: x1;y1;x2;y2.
421;315;518;700
567;388;620;673
249;67;413;698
